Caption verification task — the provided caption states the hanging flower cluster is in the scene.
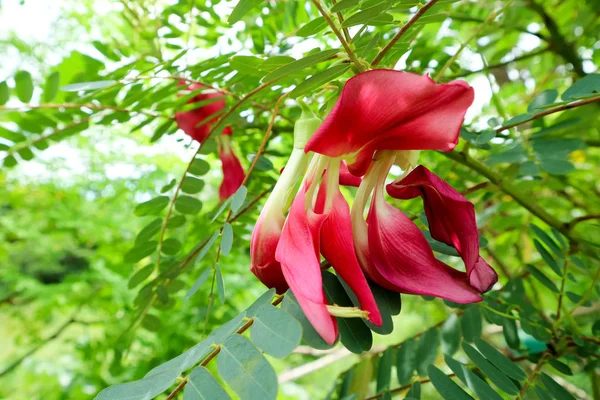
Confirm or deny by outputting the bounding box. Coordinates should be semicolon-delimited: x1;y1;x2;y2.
250;70;498;344
175;83;244;200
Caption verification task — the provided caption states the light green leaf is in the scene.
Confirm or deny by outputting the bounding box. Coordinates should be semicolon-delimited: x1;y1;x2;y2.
15;70;34;103
43;72;60;102
184;366;231;400
221;223;233;256
290;64;350;98
331;0;360;12
251;304;302;358
342;4;389;27
189;158;211;176
296;17;328;37
0;81;8;105
230;186;248;213
181;177;205;194
61;80;117;92
94;368;180;400
217;334;278;400
134;196;170;216
229;0;264;24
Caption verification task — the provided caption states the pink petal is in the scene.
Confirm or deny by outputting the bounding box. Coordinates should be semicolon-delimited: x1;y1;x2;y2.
305;70;474;176
386;166;497;292
218;138;245;201
339;160;362;187
367;188;482;304
275;184;338;344
317;183;382;326
250;211;288;294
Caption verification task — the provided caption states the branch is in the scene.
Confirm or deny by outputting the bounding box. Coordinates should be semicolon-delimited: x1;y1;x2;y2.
564;214;600;230
311;0;365;72
495;95;600;133
518;352;548;399
448;47;549;79
330;0;351;43
448;13;548;41
371;0;439;67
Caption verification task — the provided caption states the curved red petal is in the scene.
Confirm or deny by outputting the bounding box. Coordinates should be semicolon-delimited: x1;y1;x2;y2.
319;186;382;326
275;184;338;344
175;90;226;144
175;111;211;143
339;160;362;187
386;166;497;292
218;144;245;201
367;189;482;304
250;211;288;294
305;70;474;176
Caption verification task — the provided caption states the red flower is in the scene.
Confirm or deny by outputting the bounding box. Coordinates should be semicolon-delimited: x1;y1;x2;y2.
175;83;225;144
217;128;245;201
305;70;474;176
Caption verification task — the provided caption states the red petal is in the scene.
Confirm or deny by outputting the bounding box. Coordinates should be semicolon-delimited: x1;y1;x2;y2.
175;111;211;143
218;139;245;201
339;160;362;187
305;70;474;176
367;187;482;304
275;184;338;344
175;91;226;144
318;184;382;326
250;211;288;294
386;166;497;292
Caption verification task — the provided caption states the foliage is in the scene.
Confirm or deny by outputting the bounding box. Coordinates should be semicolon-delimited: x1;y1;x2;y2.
1;0;599;399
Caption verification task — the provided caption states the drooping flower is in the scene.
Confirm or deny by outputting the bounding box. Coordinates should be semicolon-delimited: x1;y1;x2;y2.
217;127;245;201
306;69;496;304
251;104;382;344
174;83;226;144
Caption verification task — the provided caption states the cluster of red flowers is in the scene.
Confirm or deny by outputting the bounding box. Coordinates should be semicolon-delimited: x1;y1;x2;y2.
175;83;244;201
250;70;498;344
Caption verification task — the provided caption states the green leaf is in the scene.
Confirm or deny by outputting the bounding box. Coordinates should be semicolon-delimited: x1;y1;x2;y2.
230;56;265;77
539;373;576;400
331;0;360;12
134;196;170;216
396;338;416;385
136;218;163;244
474;339;526;381
280;291;335;350
561;74;600;100
229;0;264;24
167;215;186;229
441;314;461;355
230;186;248;213
185;268;212;300
528;89;558;112
195;232;220;264
94;369;180;400
376;348;393;392
14;70;34;103
342;4;389;27
534;386;554;400
221;223;233;256
128;264;154;289
296;17;328;37
539;159;574;175
61;80;117;92
217;334;278;400
151;119;175;142
428;365;474;400
161;179;177;194
406;381;421;399
533;239;562;275
502;318;520;349
124;241;157;263
322;271;372;354
142;314;162;332
444;355;502;400
189;158;211;176
290;64;351;98
181;177;206;194
184;366;231;400
215;265;225;303
416;328;440;376
530;224;563;256
251;304;302;358
526;265;559;292
263;49;339;82
461;307;482;343
548;359;573;376
0;81;8;105
462;343;519;395
161;238;182;255
41;72;61;102
175;196;203;215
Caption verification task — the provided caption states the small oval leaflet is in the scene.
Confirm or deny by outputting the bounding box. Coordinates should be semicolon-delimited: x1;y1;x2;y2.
230;185;247;213
221;223;233;256
184;268;212;301
250;304;302;358
474;338;526;381
15;70;34;103
134;196;170;216
175;196;203;215
217;334;278;400
183;366;231;400
216;264;225;304
263;49;339;82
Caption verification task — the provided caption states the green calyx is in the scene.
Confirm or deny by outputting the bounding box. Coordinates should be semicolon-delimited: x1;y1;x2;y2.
293;101;322;149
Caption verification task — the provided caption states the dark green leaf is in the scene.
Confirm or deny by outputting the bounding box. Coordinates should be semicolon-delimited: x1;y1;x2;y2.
561;74;600;100
160;179;177;194
416;328;440;376
251;305;302;358
530;224;563;256
462;343;519;394
441;314;461;355
474;338;526;381
396;338;416;385
134;196;170;216
539;373;576;400
534;386;554;400
290;64;351;98
167;215;186;229
217;334;278;400
526;265;559;292
151;119;175;142
189;158;211;176
280;291;335;350
263;49;339;82
406;381;421;399
142;314;162;332
444;355;502;400
533;239;562;275
175;196;202;215
229;56;265;77
461;307;482;343
376;348;393;392
184;366;231;400
128;264;154;289
502;318;520;349
124;241;157;263
14;70;34;103
428;365;474;400
94;368;180;400
136;218;163;244
548;359;573;376
161;238;181;255
528;89;558;112
181;177;205;194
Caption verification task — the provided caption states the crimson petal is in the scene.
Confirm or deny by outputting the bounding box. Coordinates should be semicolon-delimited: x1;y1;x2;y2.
386;166;497;292
175;91;226;144
217;135;245;201
305;70;474;176
275;184;338;344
